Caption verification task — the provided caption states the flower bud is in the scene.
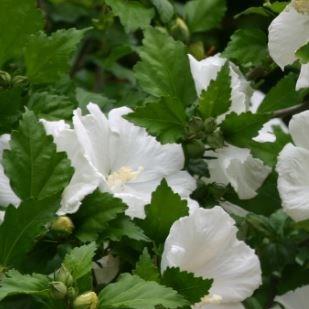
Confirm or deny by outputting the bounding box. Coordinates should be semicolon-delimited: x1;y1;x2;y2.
67;286;78;300
204;117;217;134
51;216;74;234
0;71;11;87
73;291;99;309
170;18;190;43
12;75;28;87
207;130;224;149
189;41;205;61
55;265;74;287
49;281;67;299
184;140;205;159
293;0;309;13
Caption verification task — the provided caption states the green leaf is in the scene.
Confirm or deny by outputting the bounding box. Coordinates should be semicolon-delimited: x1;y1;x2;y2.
221;112;270;148
24;28;87;84
3;110;73;201
133;248;160;282
0;197;59;267
150;0;174;23
99;273;188;309
28;92;74;121
162;267;213;303
105;0;155;32
198;63;231;119
184;0;227;33
223;28;268;67
0;0;43;66
135;28;196;106
72;191;127;242
126;97;187;143
0;270;50;302
294;219;309;232
137;179;189;244
257;73;300;113
63;242;97;280
296;42;309;64
0;88;25;135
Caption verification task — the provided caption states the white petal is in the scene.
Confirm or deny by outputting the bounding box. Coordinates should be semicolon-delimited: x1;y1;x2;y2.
193;302;245;309
108;107;185;182
289;110;309;150
161;206;262;303
276;143;309;221
205;145;271;199
275;285;309;309
249;90;265;113
0;210;5;223
268;3;309;69
93;254;119;285
253;118;288;143
296;63;309;90
165;171;197;198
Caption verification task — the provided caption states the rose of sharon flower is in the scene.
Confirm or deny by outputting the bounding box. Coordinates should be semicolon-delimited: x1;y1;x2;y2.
42;103;196;217
276;110;309;221
268;1;309;90
161;206;261;309
189;54;271;199
272;285;309;309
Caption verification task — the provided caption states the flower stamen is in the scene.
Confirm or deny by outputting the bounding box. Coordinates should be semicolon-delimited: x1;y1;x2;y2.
293;0;309;13
107;166;143;190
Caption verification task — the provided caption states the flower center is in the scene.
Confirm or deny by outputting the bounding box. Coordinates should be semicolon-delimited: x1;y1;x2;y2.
107;166;143;190
293;0;309;13
201;294;222;304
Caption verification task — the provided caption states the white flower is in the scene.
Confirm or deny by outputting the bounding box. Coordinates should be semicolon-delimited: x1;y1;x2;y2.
276;110;309;221
42;103;196;217
93;254;119;285
0;134;20;208
161;206;262;308
273;285;309;309
268;2;309;90
189;54;271;200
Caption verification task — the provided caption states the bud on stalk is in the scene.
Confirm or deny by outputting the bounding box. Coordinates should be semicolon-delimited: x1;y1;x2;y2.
73;291;99;309
51;216;74;234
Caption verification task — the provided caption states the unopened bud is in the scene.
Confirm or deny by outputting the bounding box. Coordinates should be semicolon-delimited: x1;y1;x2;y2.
204;117;217;134
293;0;309;13
51;216;74;234
73;291;99;309
0;71;11;86
67;286;78;300
49;281;67;299
170;18;190;43
189;41;205;61
207;130;224;149
184;140;205;159
12;75;28;86
55;265;74;287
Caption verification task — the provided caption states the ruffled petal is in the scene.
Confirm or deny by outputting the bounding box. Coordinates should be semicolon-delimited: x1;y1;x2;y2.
108;107;185;182
276;143;309;221
268;3;309;69
289;110;309;150
275;285;309;309
296;63;309;90
161;206;262;303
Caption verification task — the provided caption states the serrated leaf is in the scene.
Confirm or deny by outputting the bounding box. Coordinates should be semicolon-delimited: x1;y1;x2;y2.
72;191;126;242
162;267;213;303
257;73;300;113
63;242;96;280
223;28;268;67
0;270;50;302
126;97;187;143
24;28;87;84
28;92;74;121
198;63;231;119
3;110;73;201
136;179;189;244
296;42;309;64
133;248;160;282
105;0;154;32
150;0;174;23
99;273;188;309
220;112;270;148
0;197;59;268
135;28;196;106
0;0;43;66
184;0;227;33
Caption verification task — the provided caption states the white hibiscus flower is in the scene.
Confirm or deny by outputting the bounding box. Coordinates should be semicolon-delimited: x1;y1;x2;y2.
276;110;309;221
272;285;309;309
189;54;271;199
161;206;261;309
42;103;196;218
268;1;309;90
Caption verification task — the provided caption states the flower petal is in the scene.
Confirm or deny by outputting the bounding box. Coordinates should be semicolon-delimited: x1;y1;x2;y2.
276;143;309;221
296;63;309;90
193;302;245;309
93;254;119;285
268;3;309;69
289;110;309;150
275;285;309;309
161;206;262;303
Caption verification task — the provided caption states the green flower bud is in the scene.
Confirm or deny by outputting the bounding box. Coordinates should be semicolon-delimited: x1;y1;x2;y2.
73;291;99;309
0;71;11;87
207;130;224;149
67;286;78;300
189;41;205;61
170;18;190;43
184;140;205;159
55;265;74;287
204;117;217;134
51;216;74;234
49;281;67;299
12;75;28;86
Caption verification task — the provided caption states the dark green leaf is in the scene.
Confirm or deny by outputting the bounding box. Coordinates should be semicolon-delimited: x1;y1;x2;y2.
150;0;174;23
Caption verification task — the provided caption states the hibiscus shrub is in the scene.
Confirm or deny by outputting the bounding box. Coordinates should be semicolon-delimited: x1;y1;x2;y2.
0;0;308;308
